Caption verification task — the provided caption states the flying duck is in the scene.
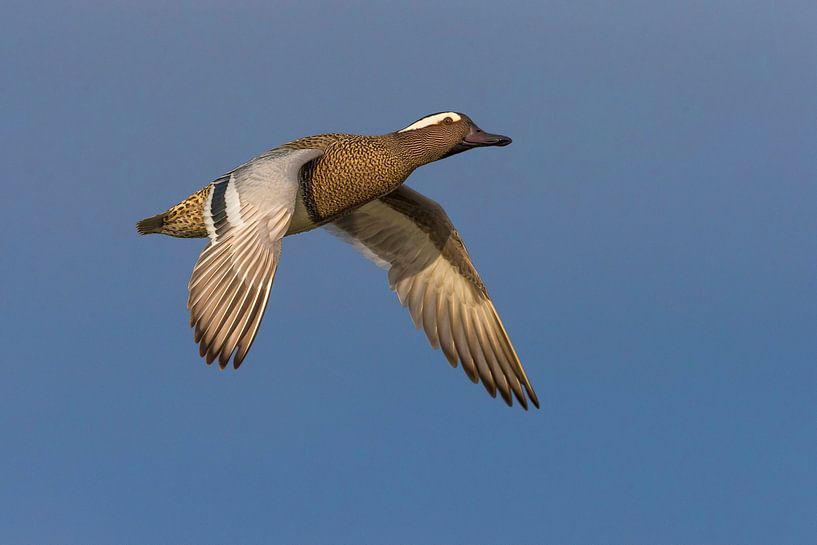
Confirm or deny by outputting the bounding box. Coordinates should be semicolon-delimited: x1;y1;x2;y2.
137;112;539;409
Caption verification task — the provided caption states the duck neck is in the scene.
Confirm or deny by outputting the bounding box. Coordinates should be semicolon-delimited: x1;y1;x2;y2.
392;130;453;170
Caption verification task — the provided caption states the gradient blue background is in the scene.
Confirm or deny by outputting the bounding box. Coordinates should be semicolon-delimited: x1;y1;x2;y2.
2;1;815;543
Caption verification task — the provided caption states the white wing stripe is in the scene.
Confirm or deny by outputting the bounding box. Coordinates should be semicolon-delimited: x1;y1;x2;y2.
203;184;217;241
224;174;245;230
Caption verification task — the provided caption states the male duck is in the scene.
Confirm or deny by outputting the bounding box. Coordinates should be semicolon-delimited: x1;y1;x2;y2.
137;112;539;409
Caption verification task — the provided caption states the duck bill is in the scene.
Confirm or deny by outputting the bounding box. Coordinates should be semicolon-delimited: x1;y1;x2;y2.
462;128;512;147
442;127;512;159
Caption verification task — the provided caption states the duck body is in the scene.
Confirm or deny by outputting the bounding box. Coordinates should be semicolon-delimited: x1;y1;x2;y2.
137;112;539;409
138;131;429;238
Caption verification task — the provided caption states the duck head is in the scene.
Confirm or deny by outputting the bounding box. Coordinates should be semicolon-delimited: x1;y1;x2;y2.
396;111;512;163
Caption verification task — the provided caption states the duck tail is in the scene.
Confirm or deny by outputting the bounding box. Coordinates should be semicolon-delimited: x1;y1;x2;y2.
136;186;210;238
136;212;166;235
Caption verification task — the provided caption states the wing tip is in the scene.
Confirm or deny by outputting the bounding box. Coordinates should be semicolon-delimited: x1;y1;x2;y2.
528;389;541;410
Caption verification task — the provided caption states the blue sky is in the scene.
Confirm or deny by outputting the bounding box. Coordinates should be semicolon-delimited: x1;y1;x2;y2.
2;1;815;543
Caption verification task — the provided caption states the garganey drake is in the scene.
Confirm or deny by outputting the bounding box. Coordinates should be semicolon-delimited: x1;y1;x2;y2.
137;112;539;409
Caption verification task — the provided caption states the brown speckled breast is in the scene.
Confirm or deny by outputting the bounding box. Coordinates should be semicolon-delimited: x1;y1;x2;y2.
297;135;412;226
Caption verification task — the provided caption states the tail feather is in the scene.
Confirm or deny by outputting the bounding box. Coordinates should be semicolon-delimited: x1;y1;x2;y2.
136;213;166;235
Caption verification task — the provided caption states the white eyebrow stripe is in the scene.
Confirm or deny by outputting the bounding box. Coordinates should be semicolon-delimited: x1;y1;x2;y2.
398;112;461;132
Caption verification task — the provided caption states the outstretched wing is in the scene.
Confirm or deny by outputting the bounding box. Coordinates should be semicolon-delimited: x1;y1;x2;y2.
188;147;323;369
327;186;539;409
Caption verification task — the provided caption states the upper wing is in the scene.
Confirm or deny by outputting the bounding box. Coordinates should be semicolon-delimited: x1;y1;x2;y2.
327;186;539;409
188;147;323;369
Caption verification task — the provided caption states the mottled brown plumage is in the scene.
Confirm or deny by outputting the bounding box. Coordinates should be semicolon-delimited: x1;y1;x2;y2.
136;186;210;238
136;112;538;409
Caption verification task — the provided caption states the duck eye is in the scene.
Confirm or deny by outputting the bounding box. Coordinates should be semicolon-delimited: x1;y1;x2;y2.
443;117;454;125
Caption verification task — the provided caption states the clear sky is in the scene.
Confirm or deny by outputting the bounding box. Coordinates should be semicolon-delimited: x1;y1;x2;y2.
2;1;815;543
